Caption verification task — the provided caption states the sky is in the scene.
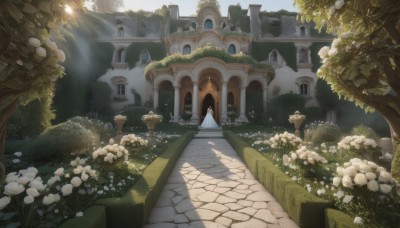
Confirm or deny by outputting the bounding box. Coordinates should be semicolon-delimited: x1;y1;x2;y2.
121;0;298;15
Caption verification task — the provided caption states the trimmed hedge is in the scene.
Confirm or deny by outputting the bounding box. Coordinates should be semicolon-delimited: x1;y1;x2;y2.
325;209;359;228
94;131;194;228
224;131;334;227
59;206;107;228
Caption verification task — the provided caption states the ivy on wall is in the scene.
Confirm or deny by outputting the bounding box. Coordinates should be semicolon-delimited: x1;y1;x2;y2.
125;42;167;69
261;18;281;37
250;42;297;71
228;5;250;33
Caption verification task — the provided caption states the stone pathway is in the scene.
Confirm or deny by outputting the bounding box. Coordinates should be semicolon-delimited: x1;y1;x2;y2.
145;131;298;228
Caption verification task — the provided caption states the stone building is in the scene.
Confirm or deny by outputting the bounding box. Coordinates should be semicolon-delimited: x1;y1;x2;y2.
96;3;332;124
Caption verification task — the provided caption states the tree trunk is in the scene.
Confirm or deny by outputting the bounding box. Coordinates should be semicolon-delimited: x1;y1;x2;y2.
390;126;400;182
0;100;18;177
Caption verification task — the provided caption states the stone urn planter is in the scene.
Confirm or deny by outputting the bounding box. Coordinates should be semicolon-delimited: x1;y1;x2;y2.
142;111;163;146
289;111;306;138
114;115;127;140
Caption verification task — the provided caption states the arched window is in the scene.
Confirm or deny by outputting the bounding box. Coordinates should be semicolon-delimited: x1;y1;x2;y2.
184;92;192;105
299;48;308;63
204;19;213;29
191;22;197;30
118;27;124;37
228;92;234;105
183;45;191;55
269;50;278;63
222;22;226;29
116;48;126;63
227;44;236;54
300;26;306;36
300;83;308;95
140;49;150;64
117;83;126;96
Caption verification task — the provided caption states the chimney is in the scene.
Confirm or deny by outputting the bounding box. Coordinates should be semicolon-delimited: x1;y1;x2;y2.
169;5;179;20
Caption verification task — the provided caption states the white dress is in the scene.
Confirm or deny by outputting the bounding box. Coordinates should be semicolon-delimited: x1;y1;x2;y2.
200;109;219;129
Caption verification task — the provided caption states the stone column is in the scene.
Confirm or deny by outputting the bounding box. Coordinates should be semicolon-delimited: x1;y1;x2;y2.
263;86;268;113
173;86;180;122
239;86;248;122
153;87;159;109
191;82;199;124
221;81;228;123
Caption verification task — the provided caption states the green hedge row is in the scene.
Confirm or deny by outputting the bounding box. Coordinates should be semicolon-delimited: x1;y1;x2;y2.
224;131;347;228
325;209;359;228
59;206;107;228
60;131;195;228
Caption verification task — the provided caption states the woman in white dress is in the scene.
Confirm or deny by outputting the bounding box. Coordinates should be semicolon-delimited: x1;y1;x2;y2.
200;106;219;129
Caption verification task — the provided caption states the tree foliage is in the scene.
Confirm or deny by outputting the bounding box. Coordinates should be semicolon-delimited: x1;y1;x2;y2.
89;0;124;13
294;0;400;178
0;0;85;175
197;0;220;12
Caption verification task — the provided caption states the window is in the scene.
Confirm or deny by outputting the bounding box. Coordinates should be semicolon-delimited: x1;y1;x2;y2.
222;22;226;29
183;45;191;55
227;44;236;54
299;48;308;63
118;27;124;37
116;48;126;63
300;83;308;95
228;92;234;105
204;19;213;29
300;26;306;36
140;49;150;64
117;83;126;96
269;50;278;63
191;22;197;30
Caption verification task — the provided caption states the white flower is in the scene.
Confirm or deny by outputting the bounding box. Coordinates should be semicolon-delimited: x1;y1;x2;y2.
378;171;393;183
344;166;356;176
0;196;11;210
4;182;25;195
282;154;290;166
56;50;65;62
29;179;45;191
342;175;353;188
81;173;89;182
54;168;64;176
71;177;82;187
28;37;41;47
76;211;83;217
44;39;58;51
335;0;345;10
353;216;363;224
36;47;47;58
365;172;376;180
379;184;392;194
328;5;336;17
328;47;338;57
318;46;330;59
26;188;40;197
332;38;341;47
12;159;20;164
354;173;367;186
342;195;353;203
24;195;34;204
42;193;60;205
367;180;379;192
332;177;341;187
334;190;344;199
61;184;73;196
14;152;22;157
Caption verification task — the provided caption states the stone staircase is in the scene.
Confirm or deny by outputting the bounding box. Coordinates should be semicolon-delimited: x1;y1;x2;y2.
195;128;223;138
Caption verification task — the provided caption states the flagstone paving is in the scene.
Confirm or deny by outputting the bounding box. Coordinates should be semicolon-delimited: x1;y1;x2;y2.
145;133;298;228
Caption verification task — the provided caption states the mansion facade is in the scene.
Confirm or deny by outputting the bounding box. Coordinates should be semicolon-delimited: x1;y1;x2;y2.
96;4;332;124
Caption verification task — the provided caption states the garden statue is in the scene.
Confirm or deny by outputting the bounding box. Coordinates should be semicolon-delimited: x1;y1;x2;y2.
114;114;127;140
289;111;306;137
142;111;163;146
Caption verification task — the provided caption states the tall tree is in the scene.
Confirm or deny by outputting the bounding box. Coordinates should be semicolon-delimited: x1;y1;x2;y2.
197;0;220;12
294;0;400;178
90;0;124;13
0;0;85;176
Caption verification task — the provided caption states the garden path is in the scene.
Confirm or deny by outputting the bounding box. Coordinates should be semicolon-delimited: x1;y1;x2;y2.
144;130;298;228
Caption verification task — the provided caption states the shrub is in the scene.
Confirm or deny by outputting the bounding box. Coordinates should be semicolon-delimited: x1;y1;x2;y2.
89;81;112;117
68;116;114;142
304;121;341;145
267;93;305;126
351;124;379;141
120;106;151;130
22;121;95;163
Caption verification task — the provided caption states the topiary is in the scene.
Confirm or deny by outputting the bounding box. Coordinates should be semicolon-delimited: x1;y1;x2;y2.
351;124;379;141
68;116;114;142
304;121;341;145
22;120;95;163
120;105;151;130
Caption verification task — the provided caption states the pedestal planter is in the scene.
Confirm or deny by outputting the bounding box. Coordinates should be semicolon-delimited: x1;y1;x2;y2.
142;111;163;146
114;115;127;142
289;111;306;138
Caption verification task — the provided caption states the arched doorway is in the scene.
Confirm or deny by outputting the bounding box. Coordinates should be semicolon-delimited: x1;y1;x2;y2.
201;94;215;123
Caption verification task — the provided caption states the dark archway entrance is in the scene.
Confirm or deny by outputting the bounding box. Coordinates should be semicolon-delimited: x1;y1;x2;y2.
201;93;215;123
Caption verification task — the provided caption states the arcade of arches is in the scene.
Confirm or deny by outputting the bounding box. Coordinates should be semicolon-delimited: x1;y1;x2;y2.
147;58;274;125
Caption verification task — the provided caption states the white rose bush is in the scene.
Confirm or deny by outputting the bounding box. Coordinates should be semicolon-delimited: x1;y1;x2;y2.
269;131;303;152
120;134;148;152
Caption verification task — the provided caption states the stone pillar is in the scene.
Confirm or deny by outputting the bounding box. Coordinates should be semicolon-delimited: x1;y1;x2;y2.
263;86;268;113
191;82;199;124
153;87;159;109
173;86;180;122
221;81;228;123
239;86;248;122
